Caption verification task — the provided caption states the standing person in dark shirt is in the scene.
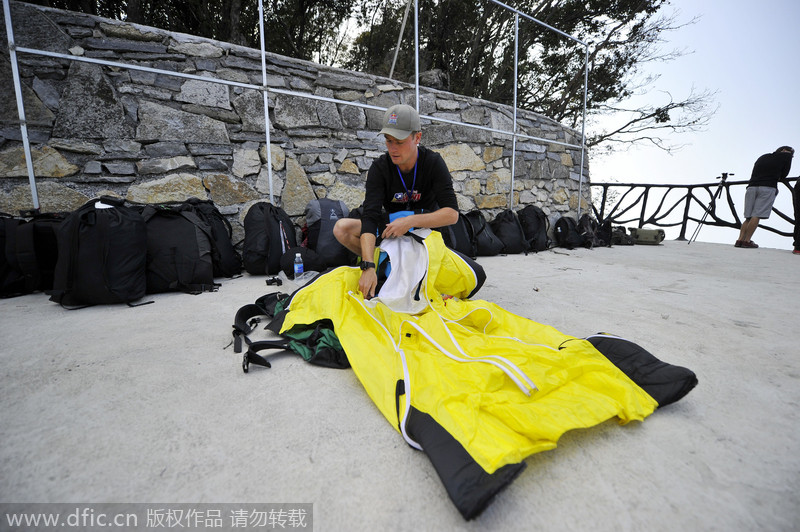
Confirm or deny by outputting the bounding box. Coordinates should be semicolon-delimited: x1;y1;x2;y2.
333;103;459;298
735;146;794;248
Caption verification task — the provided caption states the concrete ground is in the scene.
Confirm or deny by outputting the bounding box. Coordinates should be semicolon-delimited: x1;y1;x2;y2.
1;240;798;531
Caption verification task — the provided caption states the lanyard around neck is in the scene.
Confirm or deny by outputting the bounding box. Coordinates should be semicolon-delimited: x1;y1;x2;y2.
396;149;418;207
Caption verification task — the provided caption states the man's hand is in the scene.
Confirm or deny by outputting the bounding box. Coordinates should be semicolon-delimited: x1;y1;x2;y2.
359;268;378;299
382;215;415;239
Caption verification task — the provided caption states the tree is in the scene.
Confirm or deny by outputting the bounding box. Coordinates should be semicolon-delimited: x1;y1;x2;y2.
343;0;716;153
262;0;357;62
33;0;355;60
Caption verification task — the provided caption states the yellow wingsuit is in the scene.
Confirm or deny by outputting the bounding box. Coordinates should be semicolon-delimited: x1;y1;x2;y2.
280;230;659;476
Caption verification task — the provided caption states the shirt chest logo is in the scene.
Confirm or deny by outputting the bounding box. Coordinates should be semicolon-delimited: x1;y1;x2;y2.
392;191;421;203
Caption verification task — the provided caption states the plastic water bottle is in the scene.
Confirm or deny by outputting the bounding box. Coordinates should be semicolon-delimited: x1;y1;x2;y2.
293;252;304;279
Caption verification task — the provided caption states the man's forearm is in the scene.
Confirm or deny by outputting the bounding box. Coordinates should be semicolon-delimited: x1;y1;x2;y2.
360;232;377;262
411;207;459;229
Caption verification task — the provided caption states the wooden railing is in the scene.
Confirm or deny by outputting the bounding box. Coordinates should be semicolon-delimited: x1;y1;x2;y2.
590;175;798;241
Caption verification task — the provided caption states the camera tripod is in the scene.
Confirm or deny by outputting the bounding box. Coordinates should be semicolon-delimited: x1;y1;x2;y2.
688;172;733;244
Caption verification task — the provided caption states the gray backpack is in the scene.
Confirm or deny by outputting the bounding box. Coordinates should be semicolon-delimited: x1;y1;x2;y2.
305;198;351;267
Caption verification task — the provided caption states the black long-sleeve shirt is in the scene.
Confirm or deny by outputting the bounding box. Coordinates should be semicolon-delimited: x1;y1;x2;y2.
360;146;459;236
748;151;793;189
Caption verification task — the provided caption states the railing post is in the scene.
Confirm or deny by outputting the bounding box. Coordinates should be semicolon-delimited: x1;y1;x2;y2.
598;184;608;221
638;186;649;228
676;185;693;241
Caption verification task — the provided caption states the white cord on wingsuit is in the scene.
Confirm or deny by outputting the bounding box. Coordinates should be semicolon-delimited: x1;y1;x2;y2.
419;250;539;395
398;317;536;395
583;333;627;341
435;313;539;393
348;291;423;451
443;306;560;351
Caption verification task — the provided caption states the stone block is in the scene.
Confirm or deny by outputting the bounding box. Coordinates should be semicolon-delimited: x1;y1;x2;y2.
231;149;261;178
126;173;207;203
338;159;360;174
144;141;188;158
168;41;224;58
203;173;260;206
52;61;134;140
486;168;512;194
48;138;103;155
255;166;285;197
136;155;197;175
176;78;232;110
259;144;286;171
274;95;322;130
0;181;89;214
0;145;79;178
136;101;230;144
434;143;485;172
325;180;366;211
102;162;136;175
475;194;507;209
281;158;316;216
483;146;504;163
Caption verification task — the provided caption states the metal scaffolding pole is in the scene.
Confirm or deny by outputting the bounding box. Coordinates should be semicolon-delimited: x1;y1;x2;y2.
577;45;589;220
257;0;274;204
509;13;519;210
3;0;40;213
489;0;590;217
413;0;419;110
389;0;413;80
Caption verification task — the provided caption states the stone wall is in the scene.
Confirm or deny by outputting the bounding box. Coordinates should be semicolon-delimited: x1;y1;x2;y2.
0;1;590;241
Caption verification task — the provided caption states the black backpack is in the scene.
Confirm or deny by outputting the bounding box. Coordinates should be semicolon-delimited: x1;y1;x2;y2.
553;216;587;250
517;205;550;252
49;197;148;307
439;212;476;258
489;209;530;254
1;214;27;297
597;219;613;247
141;204;218;294
243;202;297;275
181;198;242;277
578;213;604;249
464;210;504;257
2;212;67;297
305;198;351;267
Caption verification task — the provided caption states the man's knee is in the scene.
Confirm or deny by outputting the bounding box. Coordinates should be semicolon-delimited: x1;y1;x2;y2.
333;217;360;244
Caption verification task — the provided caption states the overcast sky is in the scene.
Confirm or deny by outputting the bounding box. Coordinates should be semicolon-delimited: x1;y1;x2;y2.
589;0;799;250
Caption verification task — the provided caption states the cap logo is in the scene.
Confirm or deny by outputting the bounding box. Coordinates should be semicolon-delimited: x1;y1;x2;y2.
388;113;398;125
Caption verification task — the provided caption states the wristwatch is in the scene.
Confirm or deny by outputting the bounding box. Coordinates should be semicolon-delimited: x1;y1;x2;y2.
360;261;376;271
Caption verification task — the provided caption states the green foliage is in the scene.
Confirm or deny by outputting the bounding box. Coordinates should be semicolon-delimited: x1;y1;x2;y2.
344;0;670;127
37;0;354;58
263;0;356;61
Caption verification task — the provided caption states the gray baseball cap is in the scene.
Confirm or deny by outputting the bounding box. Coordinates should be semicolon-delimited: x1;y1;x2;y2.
379;104;421;140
